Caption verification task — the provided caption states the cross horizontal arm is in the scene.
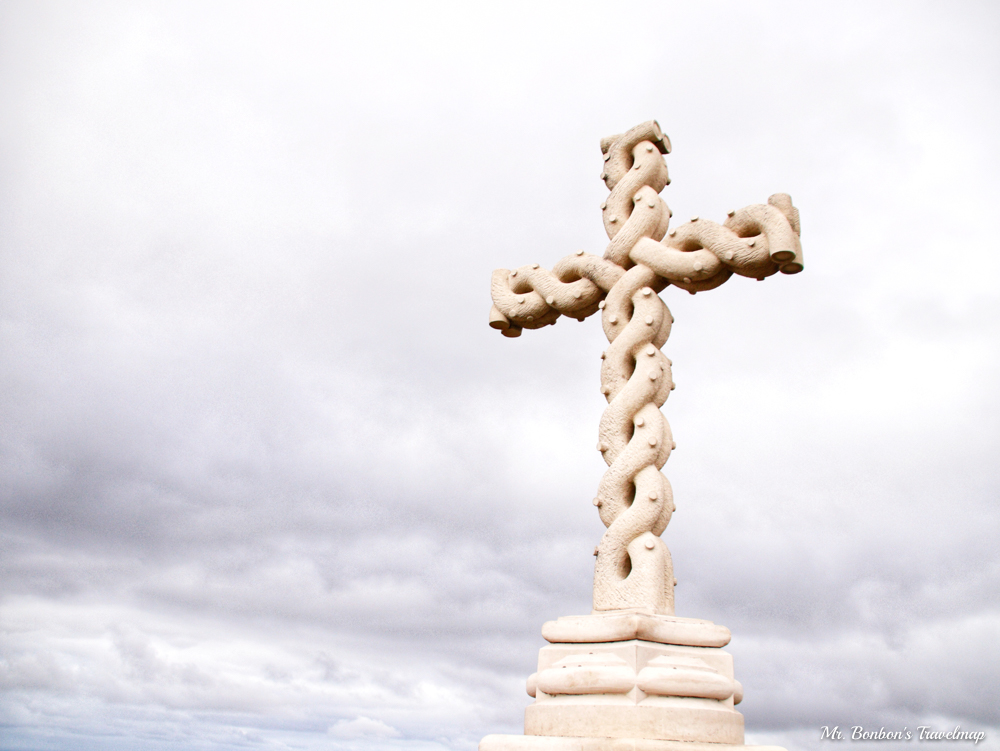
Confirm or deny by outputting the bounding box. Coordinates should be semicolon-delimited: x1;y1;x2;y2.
488;194;802;336
489;252;624;337
635;194;803;293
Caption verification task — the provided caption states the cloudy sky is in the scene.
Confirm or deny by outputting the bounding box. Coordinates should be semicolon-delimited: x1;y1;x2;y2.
1;2;998;750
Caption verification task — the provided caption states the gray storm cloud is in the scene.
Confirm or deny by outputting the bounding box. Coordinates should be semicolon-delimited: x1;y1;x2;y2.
1;2;998;750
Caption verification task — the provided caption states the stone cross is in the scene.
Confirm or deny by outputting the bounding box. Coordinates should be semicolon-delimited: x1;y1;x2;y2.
488;120;802;616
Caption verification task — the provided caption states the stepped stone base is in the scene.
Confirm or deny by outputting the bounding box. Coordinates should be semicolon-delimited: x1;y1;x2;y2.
526;699;743;745
479;613;785;751
481;736;786;751
541;612;732;648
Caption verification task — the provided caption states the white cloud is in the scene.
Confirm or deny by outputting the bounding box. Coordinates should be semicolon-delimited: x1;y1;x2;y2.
328;716;402;740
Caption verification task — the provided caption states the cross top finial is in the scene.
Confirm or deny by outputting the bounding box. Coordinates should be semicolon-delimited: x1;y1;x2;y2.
488;122;802;614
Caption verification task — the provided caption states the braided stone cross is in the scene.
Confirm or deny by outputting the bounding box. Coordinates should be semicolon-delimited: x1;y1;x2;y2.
489;120;802;616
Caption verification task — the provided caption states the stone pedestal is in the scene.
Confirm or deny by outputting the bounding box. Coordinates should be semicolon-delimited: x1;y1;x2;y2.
480;738;787;751
480;612;785;751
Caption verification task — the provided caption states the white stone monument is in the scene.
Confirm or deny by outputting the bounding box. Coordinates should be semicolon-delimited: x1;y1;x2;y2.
483;121;801;751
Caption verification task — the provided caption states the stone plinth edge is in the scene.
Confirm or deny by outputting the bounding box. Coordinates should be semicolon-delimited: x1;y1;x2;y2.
542;613;731;647
480;735;785;751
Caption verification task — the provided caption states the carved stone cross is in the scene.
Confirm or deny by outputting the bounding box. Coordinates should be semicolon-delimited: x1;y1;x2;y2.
488;120;802;616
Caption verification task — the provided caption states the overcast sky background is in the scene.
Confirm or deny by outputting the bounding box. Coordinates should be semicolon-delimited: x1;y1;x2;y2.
1;2;998;750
